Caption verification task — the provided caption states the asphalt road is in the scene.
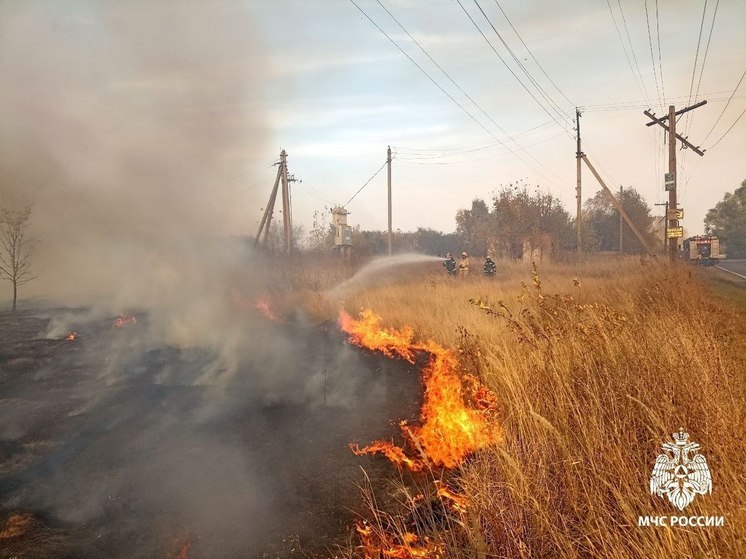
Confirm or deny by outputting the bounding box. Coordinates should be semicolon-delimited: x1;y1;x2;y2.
716;259;746;279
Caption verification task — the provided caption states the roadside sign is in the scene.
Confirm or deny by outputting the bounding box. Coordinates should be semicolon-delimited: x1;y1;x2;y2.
667;208;684;220
667;227;684;239
664;172;675;191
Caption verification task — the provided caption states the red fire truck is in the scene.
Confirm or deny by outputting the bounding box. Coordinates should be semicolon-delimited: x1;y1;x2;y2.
682;235;721;265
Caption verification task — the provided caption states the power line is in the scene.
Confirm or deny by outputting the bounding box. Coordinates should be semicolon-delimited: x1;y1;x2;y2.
686;0;709;109
343;160;387;208
702;67;746;144
616;0;652;107
467;0;574;129
455;0;573;134
654;0;667;105
606;0;648;102
349;0;573;192
643;0;664;110
693;0;719;104
374;0;561;169
707;108;745;150
491;0;575;109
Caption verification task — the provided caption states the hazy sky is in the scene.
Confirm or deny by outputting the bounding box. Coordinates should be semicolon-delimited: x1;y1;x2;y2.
2;0;745;242
247;0;745;236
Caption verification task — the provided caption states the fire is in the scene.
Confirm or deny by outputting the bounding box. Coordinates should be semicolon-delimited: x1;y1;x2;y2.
340;309;502;471
65;331;77;341
113;314;137;328
356;522;441;559
434;480;469;515
168;536;192;559
254;296;283;323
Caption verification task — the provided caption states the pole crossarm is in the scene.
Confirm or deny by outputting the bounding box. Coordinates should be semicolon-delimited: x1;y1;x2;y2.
644;100;708;127
580;155;655;255
644;110;706;156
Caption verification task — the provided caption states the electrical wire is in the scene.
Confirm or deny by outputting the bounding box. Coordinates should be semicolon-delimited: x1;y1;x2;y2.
343;160;387;208
348;0;573;192
464;0;574;130
492;0;574;108
606;0;648;103
374;0;563;173
654;0;667;106
702;67;746;144
707;108;745;150
616;0;652;107
686;0;709;110
644;0;664;111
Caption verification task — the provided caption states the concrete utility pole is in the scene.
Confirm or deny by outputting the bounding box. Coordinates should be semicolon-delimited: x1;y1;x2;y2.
643;101;706;261
280;149;293;254
575;109;583;263
619;186;624;254
254;149;295;254
387;145;392;256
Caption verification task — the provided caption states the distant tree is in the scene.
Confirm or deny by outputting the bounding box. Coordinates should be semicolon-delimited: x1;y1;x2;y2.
455;198;493;256
412;227;458;255
491;182;573;258
0;202;37;311
306;208;336;252
583;187;657;254
705;179;746;257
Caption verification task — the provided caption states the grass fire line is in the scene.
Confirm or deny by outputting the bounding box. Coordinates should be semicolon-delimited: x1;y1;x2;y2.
339;308;503;472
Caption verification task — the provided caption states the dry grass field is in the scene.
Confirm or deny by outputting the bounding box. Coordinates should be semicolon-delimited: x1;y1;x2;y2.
290;257;745;558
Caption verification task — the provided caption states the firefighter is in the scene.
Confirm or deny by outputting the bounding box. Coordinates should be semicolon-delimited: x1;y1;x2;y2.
442;253;457;276
483;255;496;277
458;252;470;276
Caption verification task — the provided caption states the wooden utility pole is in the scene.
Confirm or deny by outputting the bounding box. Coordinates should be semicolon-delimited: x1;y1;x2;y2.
619;186;624;254
575;109;583;263
643;101;706;261
387;145;392;256
666;106;677;261
654;201;669;254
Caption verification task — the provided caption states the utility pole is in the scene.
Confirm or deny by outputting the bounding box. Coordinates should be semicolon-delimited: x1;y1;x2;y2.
387;145;392;256
279;149;292;255
575;109;583;263
654;201;669;254
643;101;706;261
619;186;623;254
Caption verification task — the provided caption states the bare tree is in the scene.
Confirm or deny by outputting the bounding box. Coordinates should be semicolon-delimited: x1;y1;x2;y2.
0;203;37;311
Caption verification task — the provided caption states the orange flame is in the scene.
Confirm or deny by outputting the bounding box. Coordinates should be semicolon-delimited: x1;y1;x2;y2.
434;480;469;515
113;315;137;328
356;522;441;559
65;331;77;341
168;536;192;559
341;309;502;471
254;296;283;323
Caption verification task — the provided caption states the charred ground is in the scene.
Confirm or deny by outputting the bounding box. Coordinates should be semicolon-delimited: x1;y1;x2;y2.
0;308;421;558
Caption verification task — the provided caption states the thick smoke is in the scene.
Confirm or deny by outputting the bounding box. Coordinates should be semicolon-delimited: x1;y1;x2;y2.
0;3;417;556
0;0;268;309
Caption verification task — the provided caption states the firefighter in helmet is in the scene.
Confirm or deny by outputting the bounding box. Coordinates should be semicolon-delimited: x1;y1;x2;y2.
442;253;457;276
458;252;470;276
483;255;496;277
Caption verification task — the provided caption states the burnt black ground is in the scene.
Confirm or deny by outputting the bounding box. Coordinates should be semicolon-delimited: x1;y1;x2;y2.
0;309;421;558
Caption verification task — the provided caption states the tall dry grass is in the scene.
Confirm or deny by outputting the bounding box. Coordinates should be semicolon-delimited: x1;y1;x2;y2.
295;257;745;558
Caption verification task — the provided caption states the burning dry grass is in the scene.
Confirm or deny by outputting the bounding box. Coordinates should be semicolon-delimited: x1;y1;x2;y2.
303;258;745;558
